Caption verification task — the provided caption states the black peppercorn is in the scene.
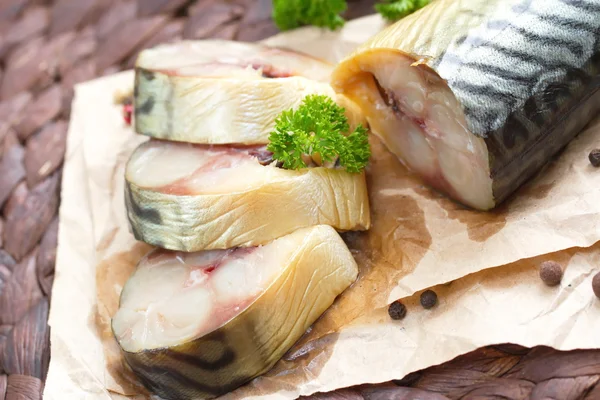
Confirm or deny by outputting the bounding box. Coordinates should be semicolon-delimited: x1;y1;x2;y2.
589;149;600;167
388;300;407;320
592;272;600;299
420;290;438;309
539;261;563;286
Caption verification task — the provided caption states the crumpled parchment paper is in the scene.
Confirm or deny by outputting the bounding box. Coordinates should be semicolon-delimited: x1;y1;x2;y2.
44;14;600;400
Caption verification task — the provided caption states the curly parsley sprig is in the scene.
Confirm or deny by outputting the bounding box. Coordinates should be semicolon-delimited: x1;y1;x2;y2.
272;0;347;32
267;95;370;174
375;0;431;21
271;0;432;31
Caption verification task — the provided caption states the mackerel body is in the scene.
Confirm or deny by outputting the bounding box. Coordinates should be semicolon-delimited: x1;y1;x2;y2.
332;0;600;209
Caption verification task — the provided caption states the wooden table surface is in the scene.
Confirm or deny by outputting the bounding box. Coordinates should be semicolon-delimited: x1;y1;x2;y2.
0;0;598;399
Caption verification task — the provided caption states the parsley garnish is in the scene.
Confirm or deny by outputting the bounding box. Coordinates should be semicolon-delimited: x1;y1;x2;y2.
267;95;370;174
271;0;432;31
375;0;431;21
272;0;347;31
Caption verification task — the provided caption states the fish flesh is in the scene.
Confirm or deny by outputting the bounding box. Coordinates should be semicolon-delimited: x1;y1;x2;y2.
112;225;358;400
134;40;364;144
125;139;370;252
331;0;600;210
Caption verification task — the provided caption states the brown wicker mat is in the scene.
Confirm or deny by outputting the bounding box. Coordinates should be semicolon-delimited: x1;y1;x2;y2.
0;0;598;399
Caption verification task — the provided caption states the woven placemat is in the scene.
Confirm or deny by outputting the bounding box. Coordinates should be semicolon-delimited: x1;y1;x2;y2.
0;1;598;399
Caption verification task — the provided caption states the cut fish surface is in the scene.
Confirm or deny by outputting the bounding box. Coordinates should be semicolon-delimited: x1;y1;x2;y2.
112;225;358;400
332;0;600;210
134;40;364;144
125;139;370;251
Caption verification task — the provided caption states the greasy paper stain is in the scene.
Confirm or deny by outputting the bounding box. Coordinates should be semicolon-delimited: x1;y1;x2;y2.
414;166;557;243
95;241;153;397
520;181;555;200
430;169;556;242
432;192;509;243
96;227;119;253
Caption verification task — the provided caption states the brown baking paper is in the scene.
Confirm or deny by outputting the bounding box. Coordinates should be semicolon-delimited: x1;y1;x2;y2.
44;14;600;400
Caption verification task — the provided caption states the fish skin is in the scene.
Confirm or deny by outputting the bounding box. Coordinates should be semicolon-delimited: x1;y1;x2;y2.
333;0;600;207
114;225;359;400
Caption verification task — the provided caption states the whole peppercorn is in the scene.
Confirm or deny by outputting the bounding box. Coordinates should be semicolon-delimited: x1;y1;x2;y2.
388;300;407;320
539;261;563;286
420;290;438;309
589;149;600;168
592;272;600;299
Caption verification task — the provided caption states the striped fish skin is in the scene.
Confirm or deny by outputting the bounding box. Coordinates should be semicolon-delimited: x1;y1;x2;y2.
134;40;345;145
112;225;359;400
125;140;370;252
332;0;600;210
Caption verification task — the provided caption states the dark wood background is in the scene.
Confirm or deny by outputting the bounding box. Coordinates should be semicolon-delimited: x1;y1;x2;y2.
0;0;598;399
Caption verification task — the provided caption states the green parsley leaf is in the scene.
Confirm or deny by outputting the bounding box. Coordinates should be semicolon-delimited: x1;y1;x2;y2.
267;95;370;174
375;0;431;21
272;0;347;31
